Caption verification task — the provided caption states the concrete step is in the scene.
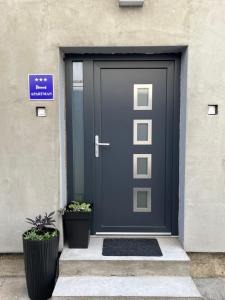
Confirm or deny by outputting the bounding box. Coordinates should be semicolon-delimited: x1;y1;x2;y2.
52;275;202;299
59;237;190;276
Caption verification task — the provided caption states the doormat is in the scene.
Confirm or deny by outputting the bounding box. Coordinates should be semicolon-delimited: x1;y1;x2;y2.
102;238;162;256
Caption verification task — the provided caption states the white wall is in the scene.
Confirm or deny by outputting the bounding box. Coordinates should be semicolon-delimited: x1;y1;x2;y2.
0;0;225;252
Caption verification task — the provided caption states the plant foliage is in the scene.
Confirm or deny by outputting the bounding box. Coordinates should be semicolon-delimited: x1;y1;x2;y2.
67;201;92;213
26;212;56;232
24;212;58;241
23;228;58;241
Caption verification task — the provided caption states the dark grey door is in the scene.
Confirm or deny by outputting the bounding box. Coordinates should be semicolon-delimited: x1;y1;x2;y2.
92;60;177;233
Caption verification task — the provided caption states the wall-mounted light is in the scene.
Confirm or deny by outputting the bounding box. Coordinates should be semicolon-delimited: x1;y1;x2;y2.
119;0;144;7
36;106;47;117
208;105;218;115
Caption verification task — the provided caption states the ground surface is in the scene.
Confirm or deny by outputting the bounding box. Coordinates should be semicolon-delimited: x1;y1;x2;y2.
0;277;225;300
195;278;225;300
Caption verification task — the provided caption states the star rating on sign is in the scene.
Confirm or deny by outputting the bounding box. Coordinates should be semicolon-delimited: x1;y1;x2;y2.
34;77;48;82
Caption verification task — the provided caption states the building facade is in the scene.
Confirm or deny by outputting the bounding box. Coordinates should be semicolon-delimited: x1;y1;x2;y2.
0;0;225;253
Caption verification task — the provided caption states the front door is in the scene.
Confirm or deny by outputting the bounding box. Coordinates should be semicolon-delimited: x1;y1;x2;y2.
66;55;180;234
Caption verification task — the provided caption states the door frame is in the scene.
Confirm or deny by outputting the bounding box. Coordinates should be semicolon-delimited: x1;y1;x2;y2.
65;52;181;235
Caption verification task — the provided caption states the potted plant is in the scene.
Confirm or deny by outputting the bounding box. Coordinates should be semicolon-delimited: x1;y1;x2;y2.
23;212;59;300
63;201;92;248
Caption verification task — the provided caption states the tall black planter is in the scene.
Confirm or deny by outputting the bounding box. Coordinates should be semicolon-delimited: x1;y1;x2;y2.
23;231;59;300
63;212;91;248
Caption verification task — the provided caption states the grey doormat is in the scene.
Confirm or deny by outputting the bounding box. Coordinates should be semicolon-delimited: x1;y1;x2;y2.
102;238;162;256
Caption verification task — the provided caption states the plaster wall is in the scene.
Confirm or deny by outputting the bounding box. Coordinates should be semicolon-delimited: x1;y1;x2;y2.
0;0;225;252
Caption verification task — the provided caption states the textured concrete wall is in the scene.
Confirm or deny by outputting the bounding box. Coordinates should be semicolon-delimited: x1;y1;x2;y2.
189;253;225;278
0;0;225;252
1;253;225;278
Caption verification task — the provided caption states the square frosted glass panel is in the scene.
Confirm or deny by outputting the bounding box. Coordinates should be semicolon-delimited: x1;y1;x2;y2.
133;84;152;110
137;191;148;208
138;123;148;140
133;120;152;145
133;154;152;179
137;88;148;106
137;158;148;174
133;188;151;212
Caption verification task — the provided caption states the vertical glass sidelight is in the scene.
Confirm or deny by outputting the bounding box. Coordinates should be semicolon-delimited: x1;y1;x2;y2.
72;62;84;200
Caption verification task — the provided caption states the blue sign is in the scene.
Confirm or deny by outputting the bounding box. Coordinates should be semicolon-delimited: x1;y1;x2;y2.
29;74;54;100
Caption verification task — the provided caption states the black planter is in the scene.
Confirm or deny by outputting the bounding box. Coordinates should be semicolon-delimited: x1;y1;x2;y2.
63;212;91;248
23;230;59;300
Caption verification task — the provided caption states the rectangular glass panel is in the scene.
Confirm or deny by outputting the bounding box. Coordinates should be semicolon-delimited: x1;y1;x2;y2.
73;62;83;84
133;120;152;145
137;123;148;141
133;154;151;178
137;157;148;174
133;188;151;212
72;62;84;200
137;88;148;106
137;191;148;208
133;84;152;110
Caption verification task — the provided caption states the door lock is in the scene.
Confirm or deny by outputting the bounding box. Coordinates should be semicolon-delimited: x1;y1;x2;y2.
95;135;110;158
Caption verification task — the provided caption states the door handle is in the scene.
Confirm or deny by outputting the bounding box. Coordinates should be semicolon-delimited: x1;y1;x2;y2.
95;135;110;158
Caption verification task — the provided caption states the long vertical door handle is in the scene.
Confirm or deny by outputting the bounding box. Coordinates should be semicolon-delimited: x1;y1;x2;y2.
95;135;110;158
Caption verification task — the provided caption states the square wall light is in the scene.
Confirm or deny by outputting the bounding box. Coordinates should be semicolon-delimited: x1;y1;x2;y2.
36;106;47;117
208;105;218;115
119;0;144;7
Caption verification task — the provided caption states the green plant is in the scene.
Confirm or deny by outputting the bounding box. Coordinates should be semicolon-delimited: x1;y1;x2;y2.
23;228;58;241
67;201;92;213
24;212;58;241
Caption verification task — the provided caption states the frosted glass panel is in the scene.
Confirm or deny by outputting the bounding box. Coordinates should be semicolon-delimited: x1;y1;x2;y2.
133;120;152;145
133;188;151;212
134;84;152;110
137;158;148;174
137;123;148;141
137;88;148;106
133;154;151;178
72;62;84;200
137;191;148;208
73;62;83;84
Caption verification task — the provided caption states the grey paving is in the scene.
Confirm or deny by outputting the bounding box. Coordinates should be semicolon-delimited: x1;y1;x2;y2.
0;277;29;300
0;254;25;277
55;237;201;298
61;236;190;261
194;278;225;300
0;277;224;299
52;275;202;299
60;237;190;276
